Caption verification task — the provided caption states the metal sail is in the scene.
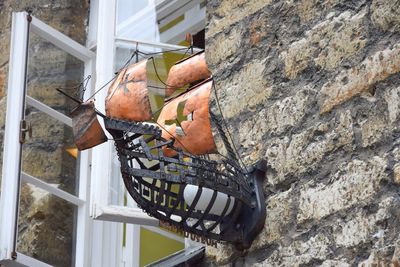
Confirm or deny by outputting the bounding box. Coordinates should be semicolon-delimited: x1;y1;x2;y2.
157;79;216;156
165;51;210;97
105;59;153;122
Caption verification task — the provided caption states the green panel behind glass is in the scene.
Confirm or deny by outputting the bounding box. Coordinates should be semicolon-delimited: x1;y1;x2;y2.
140;227;184;266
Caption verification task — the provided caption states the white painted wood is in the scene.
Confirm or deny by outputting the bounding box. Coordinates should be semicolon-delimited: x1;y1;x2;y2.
26;96;72;126
90;2;127;267
115;37;202;53
124;224;141;267
90;0;115;215
16;253;53;267
21;172;84;206
0;12;29;261
94;205;159;226
73;58;95;267
0;11;95;266
30;15;95;61
87;0;99;49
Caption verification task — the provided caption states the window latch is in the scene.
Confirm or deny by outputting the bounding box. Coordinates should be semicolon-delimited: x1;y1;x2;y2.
20;119;32;144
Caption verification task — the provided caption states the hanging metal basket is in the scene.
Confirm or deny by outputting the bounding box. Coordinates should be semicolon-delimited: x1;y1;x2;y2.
104;117;266;249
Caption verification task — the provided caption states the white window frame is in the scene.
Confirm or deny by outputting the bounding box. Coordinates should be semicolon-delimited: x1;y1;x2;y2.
90;0;200;225
0;12;95;267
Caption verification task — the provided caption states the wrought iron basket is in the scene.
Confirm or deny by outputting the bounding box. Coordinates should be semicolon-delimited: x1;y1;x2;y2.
104;117;266;249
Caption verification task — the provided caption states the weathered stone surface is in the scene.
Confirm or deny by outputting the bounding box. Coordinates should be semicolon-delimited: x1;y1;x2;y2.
371;0;400;32
334;197;394;248
214;59;271;119
206;243;237;265
265;87;314;135
320;260;351;267
206;26;241;68
0;67;6;98
320;44;400;113
266;110;353;185
393;164;400;184
297;157;387;223
359;115;389;147
281;10;367;79
254;234;332;266
358;251;392;267
206;0;400;265
250;188;294;249
18;186;75;267
384;86;400;124
206;0;273;37
298;0;337;22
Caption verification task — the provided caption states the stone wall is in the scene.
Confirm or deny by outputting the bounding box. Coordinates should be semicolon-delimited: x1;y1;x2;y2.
0;1;88;266
205;0;400;266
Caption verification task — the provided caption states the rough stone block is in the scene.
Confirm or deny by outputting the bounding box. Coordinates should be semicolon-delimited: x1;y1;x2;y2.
394;164;400;184
0;67;6;98
250;188;294;250
297;157;388;223
281;9;367;79
320;260;351;267
359;116;388;147
266;110;353;185
207;0;273;37
206;26;241;68
213;59;271;119
371;0;400;32
333;197;395;248
320;43;400;113
265;87;314;135
254;234;332;266
384;86;400;124
206;243;236;265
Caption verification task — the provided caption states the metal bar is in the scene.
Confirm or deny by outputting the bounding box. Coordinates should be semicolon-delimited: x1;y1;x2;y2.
21;172;84;206
26;96;72;127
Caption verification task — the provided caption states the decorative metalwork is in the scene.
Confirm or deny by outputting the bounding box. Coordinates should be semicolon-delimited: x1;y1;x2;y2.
104;117;266;249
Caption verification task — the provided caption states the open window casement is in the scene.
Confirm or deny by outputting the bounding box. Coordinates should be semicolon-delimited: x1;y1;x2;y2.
0;12;94;267
89;0;205;265
90;0;204;227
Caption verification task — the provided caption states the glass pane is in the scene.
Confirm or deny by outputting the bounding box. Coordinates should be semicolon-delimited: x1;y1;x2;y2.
21;106;79;195
116;0;205;44
17;181;77;267
27;31;85;115
116;0;159;41
140;227;184;266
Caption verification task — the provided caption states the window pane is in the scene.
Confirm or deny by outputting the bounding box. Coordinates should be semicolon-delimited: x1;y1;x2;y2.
140;227;184;266
116;0;205;44
27;31;85;115
21;107;79;196
17;181;77;267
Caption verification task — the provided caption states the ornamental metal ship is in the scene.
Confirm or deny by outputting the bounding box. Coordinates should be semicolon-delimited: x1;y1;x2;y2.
70;48;266;249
